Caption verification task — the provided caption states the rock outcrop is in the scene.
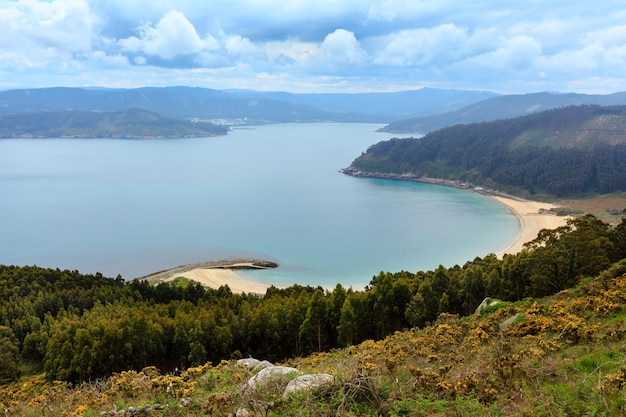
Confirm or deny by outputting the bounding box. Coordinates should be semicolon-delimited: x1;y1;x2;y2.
237;358;335;397
101;404;164;416
237;358;261;370
283;373;335;397
475;297;501;315
499;313;522;331
246;366;301;390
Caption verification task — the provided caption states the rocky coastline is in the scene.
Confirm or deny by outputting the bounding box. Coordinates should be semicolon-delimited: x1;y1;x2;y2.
340;166;528;202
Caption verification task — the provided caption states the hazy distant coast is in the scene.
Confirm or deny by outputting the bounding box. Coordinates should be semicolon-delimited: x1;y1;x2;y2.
0;108;228;139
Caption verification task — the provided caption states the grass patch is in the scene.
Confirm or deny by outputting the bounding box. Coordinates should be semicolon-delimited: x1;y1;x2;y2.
575;348;626;375
168;276;192;288
556;192;626;224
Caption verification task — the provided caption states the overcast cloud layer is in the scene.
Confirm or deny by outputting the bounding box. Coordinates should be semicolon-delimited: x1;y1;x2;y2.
2;0;626;93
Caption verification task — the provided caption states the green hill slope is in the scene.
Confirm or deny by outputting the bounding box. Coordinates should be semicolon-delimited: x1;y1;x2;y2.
3;258;626;415
0;108;227;138
348;105;626;197
1;213;625;415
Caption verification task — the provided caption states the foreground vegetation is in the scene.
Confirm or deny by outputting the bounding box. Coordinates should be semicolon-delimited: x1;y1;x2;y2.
0;215;623;383
0;213;625;414
2;257;626;415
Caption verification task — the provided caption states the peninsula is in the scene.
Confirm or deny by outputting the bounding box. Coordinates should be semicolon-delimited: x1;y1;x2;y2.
0;108;227;138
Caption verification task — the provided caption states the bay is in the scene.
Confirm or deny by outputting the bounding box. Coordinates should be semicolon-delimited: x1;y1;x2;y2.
0;123;519;289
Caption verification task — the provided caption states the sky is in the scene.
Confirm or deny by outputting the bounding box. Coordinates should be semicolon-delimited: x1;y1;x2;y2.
2;0;626;94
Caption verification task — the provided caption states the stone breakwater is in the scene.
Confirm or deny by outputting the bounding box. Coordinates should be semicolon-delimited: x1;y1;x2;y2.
136;258;278;282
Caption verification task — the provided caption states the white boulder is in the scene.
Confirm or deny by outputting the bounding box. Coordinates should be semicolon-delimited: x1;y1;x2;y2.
283;374;335;397
246;366;300;390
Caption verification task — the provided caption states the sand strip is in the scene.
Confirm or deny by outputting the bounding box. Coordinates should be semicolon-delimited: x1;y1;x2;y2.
492;195;570;256
165;268;274;294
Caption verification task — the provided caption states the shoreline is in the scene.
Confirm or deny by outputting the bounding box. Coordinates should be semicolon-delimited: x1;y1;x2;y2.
490;195;569;256
341;167;570;256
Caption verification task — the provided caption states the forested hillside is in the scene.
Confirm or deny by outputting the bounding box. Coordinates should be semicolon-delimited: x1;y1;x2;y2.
0;108;227;138
0;214;624;387
1;214;625;415
350;105;626;197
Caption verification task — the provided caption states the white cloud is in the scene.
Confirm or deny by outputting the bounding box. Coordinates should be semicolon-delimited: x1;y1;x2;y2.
366;0;451;22
581;25;626;48
119;10;218;59
223;34;256;57
374;24;473;67
83;51;129;68
1;0;626;93
0;0;95;52
322;29;366;64
487;35;543;71
542;41;626;77
263;39;317;64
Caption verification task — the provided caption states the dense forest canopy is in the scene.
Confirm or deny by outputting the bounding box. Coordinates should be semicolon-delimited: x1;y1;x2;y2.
350;105;626;197
1;214;624;384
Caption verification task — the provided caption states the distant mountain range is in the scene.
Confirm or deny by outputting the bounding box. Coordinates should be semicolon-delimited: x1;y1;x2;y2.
380;91;626;133
3;86;626;138
224;88;498;121
0;86;497;124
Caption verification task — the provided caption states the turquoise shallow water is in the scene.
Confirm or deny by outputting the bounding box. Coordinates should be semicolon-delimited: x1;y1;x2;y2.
0;123;519;289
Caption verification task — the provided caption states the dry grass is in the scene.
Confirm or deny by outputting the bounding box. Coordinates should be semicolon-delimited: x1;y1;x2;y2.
557;192;626;224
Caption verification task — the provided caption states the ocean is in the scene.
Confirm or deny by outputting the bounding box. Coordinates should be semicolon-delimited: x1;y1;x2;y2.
0;123;519;289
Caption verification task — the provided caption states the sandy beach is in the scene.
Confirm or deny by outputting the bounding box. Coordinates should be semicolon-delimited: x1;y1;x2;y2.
492;195;570;256
164;268;275;294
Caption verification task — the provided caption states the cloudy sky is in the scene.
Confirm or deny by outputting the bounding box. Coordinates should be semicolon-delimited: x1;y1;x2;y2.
2;0;626;93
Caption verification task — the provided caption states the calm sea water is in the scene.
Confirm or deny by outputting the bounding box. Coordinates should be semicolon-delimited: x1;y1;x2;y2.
0;123;519;289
